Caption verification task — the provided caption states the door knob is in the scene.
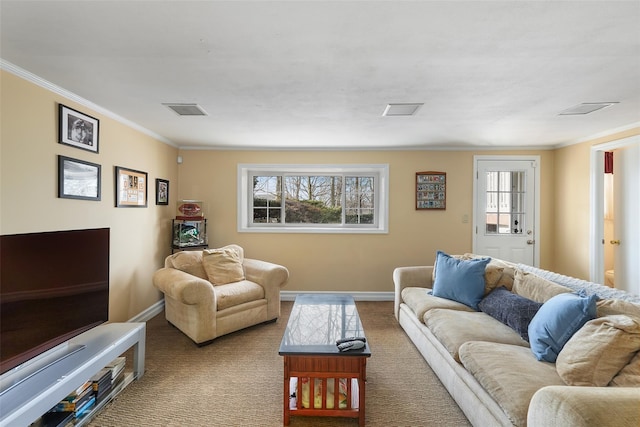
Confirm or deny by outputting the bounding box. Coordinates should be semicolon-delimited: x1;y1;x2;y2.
610;240;621;245
527;240;535;245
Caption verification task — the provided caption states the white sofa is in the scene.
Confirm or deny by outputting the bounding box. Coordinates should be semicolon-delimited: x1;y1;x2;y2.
394;255;640;427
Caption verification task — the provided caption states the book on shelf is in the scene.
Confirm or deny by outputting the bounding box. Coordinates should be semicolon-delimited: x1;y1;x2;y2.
105;356;126;383
73;396;96;419
52;386;94;412
90;367;113;400
40;410;74;427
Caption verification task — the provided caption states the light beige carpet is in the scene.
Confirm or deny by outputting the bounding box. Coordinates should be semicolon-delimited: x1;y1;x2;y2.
89;301;470;427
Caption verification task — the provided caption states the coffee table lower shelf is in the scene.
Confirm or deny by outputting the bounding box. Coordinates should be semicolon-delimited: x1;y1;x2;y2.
283;355;367;426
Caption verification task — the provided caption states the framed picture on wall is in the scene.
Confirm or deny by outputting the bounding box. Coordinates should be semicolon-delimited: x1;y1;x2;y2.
416;171;446;210
155;178;169;205
58;104;99;153
115;166;148;207
58;155;101;201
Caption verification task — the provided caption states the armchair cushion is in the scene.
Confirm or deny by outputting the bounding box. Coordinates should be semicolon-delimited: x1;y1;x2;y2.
215;280;265;311
203;247;245;285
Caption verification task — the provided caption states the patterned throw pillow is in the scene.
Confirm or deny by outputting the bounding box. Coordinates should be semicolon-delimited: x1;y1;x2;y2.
478;287;542;341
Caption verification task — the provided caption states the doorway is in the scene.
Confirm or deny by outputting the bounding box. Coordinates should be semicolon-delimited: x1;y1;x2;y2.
590;135;640;295
473;156;540;266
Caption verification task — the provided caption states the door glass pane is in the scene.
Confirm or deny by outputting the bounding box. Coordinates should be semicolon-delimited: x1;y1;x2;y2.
498;214;511;234
486;214;498;234
484;170;526;235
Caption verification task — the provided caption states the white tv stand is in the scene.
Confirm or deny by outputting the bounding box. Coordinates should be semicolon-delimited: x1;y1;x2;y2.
0;322;145;427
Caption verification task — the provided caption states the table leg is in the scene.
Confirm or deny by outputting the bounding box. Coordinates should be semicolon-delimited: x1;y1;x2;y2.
283;357;290;426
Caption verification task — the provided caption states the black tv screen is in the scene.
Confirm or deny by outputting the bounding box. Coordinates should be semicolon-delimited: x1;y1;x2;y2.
0;228;109;375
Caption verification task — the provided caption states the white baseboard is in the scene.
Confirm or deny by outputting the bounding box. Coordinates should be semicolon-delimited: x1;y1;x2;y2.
128;300;165;323
129;292;392;323
280;291;393;302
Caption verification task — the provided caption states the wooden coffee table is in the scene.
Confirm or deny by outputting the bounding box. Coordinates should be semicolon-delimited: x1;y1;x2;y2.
279;294;371;426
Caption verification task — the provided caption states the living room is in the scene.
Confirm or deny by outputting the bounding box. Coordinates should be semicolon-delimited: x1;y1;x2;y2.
2;1;640;425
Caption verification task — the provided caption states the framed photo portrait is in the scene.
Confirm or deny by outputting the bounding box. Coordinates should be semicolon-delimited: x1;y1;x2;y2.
155;178;169;205
58;155;101;201
59;104;100;153
115;166;148;207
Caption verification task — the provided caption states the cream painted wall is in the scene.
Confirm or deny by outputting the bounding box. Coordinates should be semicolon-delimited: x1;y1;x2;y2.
177;149;554;293
3;67;635;309
553;127;640;280
0;70;178;321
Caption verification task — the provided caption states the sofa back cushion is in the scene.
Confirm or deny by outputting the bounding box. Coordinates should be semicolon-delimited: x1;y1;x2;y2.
610;351;640;387
556;315;640;386
512;269;571;303
596;298;640;319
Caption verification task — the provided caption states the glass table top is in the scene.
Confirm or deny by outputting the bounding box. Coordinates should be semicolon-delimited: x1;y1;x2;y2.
279;294;370;356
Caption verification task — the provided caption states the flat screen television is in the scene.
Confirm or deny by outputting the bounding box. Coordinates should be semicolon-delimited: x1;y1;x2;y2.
0;228;109;375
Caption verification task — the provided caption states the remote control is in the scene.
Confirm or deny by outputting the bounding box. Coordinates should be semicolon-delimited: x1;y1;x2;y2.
337;340;366;352
335;336;367;345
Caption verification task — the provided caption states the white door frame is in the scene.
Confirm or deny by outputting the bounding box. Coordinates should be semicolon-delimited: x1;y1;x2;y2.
589;134;640;283
473;155;541;266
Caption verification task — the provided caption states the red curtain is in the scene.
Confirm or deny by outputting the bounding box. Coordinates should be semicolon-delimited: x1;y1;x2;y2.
604;151;614;174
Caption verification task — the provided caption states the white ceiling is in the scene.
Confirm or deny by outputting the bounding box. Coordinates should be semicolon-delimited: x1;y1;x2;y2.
1;1;639;150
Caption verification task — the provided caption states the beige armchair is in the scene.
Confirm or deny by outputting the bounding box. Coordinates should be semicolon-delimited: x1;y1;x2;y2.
153;245;289;345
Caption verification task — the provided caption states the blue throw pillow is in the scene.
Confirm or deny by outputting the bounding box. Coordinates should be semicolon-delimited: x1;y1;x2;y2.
528;292;597;363
432;251;490;310
478;286;542;342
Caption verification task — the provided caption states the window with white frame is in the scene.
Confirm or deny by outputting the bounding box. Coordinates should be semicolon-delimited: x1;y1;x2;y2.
237;164;389;233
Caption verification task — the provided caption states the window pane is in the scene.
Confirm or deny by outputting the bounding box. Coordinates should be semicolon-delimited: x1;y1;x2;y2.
512;213;524;234
486;172;498;191
498;214;511;233
284;176;342;224
486;214;498;234
345;176;375;224
253;176;282;223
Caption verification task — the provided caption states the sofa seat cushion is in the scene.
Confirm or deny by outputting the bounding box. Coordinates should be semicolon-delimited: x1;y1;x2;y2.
214;280;265;311
424;309;528;362
459;341;566;427
402;287;475;322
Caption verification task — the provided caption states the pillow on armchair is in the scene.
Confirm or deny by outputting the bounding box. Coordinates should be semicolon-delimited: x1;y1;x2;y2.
203;247;245;285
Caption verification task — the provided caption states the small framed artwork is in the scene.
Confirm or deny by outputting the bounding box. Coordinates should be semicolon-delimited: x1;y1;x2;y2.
58;155;101;201
115;166;148;207
416;171;446;210
155;178;169;205
58;104;99;153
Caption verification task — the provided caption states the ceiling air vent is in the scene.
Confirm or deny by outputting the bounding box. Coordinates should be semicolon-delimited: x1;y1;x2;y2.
382;103;424;117
163;103;208;116
558;102;618;115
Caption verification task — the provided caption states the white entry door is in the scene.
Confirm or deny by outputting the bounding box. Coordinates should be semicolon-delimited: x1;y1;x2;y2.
473;156;539;266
